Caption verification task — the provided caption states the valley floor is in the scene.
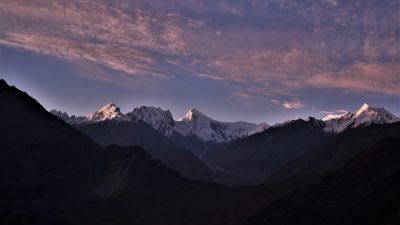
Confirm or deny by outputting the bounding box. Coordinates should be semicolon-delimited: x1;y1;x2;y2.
1;177;319;225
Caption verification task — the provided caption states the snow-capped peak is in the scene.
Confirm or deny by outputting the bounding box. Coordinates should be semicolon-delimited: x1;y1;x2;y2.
323;103;399;133
51;103;270;143
88;102;123;122
127;106;175;136
175;108;269;142
180;108;207;122
127;107;269;142
322;112;350;121
176;109;215;137
354;102;370;116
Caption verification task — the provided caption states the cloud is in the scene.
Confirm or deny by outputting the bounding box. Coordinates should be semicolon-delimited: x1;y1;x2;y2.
270;99;305;109
282;100;306;109
324;0;339;6
0;0;190;79
0;32;164;77
306;63;400;95
204;49;330;83
230;87;305;110
202;50;400;97
0;0;398;99
196;73;225;81
232;90;258;100
319;111;334;115
319;109;348;115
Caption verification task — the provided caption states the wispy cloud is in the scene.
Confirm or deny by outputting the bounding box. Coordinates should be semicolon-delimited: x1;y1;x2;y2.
269;98;305;110
319;111;334;115
232;90;258;100
307;63;400;95
1;0;398;99
319;109;349;116
0;1;191;78
336;109;349;113
195;73;225;81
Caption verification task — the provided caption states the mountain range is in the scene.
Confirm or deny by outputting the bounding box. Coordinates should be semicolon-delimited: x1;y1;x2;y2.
2;78;400;225
51;103;269;143
52;101;399;185
51;102;399;140
323;103;399;132
203;103;399;184
51;101;399;155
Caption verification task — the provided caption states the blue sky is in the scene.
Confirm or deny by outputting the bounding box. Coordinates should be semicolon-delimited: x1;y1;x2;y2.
0;0;399;124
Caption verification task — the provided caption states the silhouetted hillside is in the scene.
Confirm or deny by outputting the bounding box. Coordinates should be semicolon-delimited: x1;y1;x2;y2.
246;137;400;225
204;118;332;184
269;122;400;183
77;121;215;181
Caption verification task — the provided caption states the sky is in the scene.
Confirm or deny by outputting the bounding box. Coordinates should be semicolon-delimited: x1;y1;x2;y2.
0;0;399;124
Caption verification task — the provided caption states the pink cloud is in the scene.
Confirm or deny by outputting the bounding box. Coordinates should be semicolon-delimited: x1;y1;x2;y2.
269;99;305;109
0;0;190;79
0;0;398;99
307;63;400;95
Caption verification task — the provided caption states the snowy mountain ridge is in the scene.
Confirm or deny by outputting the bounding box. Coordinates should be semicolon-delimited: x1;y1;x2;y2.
269;103;399;133
50;102;398;142
51;104;269;143
323;103;399;133
175;109;269;142
126;106;176;137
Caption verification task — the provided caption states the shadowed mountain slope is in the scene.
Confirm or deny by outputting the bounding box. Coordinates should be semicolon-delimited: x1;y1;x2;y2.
269;122;400;183
76;121;215;182
0;79;186;199
204;118;333;183
246;137;400;225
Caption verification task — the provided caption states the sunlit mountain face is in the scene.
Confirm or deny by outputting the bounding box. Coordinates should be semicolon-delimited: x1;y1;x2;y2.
0;0;399;124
